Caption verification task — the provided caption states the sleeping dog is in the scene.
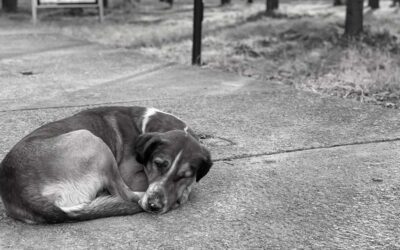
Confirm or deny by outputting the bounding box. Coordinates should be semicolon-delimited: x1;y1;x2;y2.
0;106;212;224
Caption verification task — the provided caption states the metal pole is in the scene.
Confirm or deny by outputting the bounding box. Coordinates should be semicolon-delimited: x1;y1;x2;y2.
98;0;104;23
32;0;37;24
192;0;203;65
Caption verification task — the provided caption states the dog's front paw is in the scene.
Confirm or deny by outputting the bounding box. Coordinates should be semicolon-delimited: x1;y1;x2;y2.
132;191;145;202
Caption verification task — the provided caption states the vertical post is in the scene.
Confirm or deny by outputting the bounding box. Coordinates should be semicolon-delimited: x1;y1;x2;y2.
32;0;37;24
368;0;379;9
333;0;343;6
2;0;18;12
192;0;203;65
345;0;364;36
221;0;230;5
98;0;104;23
273;0;278;9
266;0;278;14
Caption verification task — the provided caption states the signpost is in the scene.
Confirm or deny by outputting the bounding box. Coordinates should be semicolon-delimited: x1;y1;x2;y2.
31;0;104;23
192;0;203;65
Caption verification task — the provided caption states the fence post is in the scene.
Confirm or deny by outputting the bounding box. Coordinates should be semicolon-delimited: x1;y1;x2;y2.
192;0;203;65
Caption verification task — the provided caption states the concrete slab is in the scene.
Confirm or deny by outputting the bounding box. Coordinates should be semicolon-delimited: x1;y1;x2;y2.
0;33;89;59
1;82;399;161
0;46;176;110
1;141;399;249
13;65;256;110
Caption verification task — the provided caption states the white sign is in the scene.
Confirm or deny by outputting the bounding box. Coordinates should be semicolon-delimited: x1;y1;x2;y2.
39;0;96;4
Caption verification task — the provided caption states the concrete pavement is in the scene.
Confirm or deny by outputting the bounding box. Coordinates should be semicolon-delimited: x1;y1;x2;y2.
1;26;400;249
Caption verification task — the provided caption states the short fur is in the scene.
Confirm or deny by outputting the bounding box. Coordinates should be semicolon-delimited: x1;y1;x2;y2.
0;106;212;223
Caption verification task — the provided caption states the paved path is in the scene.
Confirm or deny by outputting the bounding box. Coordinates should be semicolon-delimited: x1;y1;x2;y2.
1;25;400;249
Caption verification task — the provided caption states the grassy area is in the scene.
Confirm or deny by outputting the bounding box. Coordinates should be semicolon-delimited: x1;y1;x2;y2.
135;0;400;108
5;0;400;108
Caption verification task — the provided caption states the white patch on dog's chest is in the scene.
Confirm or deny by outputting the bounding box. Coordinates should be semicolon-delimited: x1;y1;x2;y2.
141;107;188;134
141;108;158;133
41;174;104;211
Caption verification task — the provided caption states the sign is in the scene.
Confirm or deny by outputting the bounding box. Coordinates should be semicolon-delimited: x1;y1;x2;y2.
39;0;97;4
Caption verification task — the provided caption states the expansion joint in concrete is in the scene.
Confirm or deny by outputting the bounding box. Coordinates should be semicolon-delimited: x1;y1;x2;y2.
214;137;400;162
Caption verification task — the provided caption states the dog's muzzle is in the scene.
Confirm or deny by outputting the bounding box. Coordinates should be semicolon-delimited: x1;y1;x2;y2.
145;195;164;213
139;183;168;214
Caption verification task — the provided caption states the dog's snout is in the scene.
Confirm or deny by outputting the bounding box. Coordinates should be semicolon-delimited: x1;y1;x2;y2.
147;197;164;213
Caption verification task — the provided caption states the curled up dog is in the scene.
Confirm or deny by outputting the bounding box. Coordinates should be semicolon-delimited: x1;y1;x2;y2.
0;106;212;224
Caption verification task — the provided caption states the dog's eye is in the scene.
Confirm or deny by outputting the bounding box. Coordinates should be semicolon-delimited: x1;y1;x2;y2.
174;171;194;182
154;158;169;168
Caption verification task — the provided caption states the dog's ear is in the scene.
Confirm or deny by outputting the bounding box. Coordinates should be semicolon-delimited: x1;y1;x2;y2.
196;148;213;182
135;133;163;165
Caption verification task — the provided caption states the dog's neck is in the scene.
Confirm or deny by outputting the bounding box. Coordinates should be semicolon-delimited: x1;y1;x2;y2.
139;107;188;134
105;107;195;164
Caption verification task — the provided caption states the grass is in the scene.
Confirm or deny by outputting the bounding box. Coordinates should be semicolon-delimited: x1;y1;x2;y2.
5;0;400;108
139;0;400;108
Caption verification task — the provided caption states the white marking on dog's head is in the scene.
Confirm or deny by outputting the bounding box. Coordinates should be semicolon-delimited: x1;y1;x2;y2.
140;150;184;213
168;150;183;176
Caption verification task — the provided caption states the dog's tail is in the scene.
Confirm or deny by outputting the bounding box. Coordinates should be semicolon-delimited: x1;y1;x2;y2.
62;195;143;221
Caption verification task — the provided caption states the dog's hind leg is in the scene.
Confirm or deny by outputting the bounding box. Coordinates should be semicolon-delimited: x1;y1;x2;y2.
59;158;145;221
35;130;143;221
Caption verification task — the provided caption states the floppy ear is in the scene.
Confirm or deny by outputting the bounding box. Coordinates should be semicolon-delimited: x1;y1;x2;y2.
135;133;163;165
196;148;213;182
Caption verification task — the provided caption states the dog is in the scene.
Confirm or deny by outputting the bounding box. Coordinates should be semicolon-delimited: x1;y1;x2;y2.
0;106;212;224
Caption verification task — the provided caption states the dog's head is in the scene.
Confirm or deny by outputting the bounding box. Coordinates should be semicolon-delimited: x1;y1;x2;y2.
135;130;212;214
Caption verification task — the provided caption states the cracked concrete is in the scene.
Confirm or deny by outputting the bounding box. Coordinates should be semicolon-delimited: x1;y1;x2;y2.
213;137;400;162
1;26;400;249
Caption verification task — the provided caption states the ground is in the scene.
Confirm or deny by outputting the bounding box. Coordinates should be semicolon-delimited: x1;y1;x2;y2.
1;0;400;249
3;0;400;108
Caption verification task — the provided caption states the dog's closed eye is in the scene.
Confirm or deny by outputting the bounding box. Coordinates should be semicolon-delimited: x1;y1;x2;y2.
153;158;170;168
173;170;194;182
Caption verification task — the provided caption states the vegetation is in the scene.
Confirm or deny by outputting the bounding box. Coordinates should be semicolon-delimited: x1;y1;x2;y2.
136;1;400;108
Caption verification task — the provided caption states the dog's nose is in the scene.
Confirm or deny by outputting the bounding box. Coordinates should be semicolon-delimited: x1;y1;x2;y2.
147;198;163;212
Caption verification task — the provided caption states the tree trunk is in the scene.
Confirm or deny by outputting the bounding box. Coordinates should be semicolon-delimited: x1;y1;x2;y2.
345;0;364;36
2;0;18;12
368;0;379;9
333;0;342;6
273;0;278;9
390;0;400;7
266;0;278;13
221;0;230;5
